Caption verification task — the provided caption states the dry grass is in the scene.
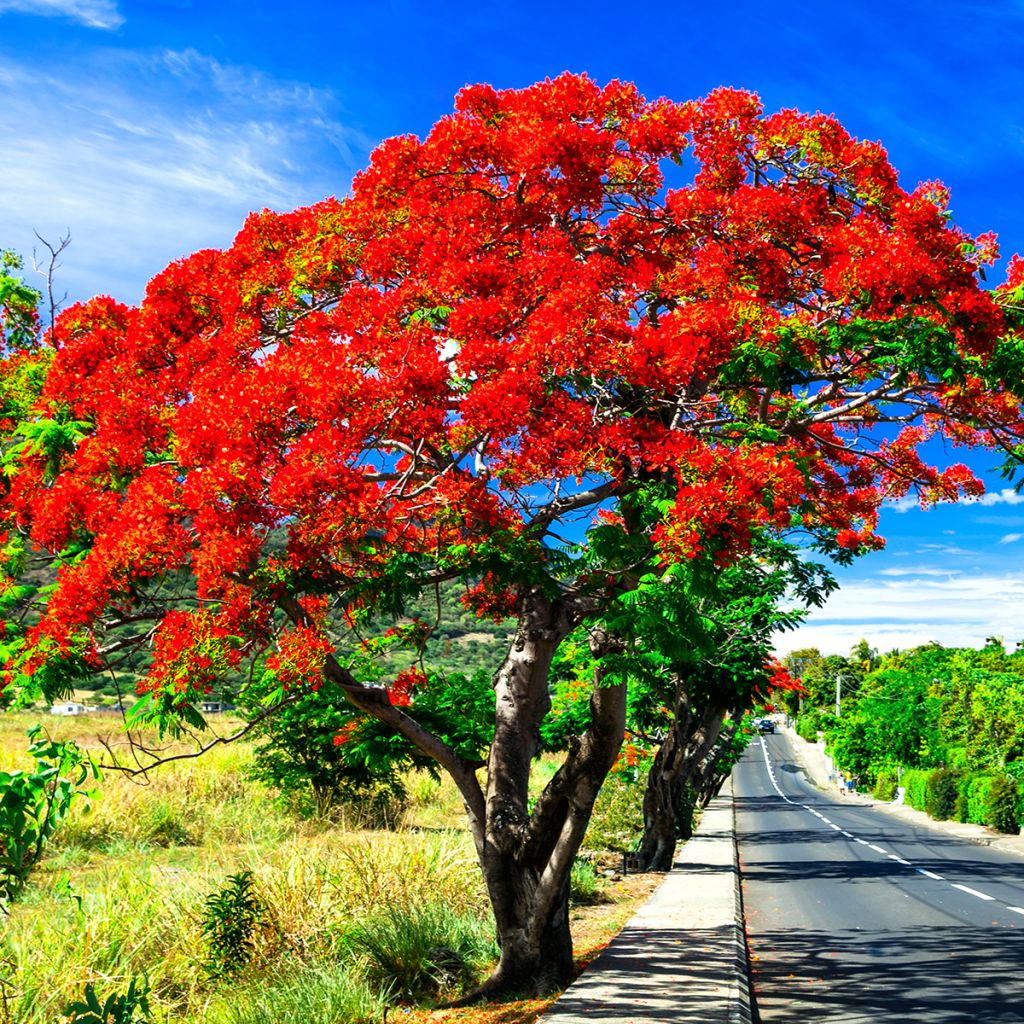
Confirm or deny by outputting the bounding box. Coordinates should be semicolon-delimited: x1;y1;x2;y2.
0;711;658;1024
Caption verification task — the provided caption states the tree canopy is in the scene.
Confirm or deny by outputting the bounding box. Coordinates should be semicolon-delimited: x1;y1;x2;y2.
2;74;1024;994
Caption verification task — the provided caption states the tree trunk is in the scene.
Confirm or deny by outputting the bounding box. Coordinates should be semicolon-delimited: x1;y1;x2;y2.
637;687;728;871
286;586;627;1000
460;613;627;999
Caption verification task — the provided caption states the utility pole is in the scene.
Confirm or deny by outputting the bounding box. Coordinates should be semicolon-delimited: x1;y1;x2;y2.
836;675;841;718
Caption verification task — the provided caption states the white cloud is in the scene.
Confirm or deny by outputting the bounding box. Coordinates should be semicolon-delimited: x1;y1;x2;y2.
0;48;372;303
774;572;1024;656
1000;533;1024;544
887;487;1024;514
0;0;122;29
878;566;962;577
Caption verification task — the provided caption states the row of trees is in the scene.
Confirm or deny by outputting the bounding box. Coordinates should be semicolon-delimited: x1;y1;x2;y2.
787;640;1024;831
4;74;1024;997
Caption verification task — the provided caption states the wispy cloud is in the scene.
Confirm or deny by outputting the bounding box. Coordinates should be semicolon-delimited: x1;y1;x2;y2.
1000;533;1024;544
0;0;122;29
0;47;372;303
915;542;975;557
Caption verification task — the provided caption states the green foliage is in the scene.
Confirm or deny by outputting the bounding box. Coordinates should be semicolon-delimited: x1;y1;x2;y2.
795;714;820;743
902;768;930;812
985;775;1021;834
209;963;383;1024
62;977;152;1024
244;681;406;814
569;857;604;905
344;901;498;999
956;773;995;824
245;669;495;817
925;767;961;820
200;871;268;978
583;765;647;853
873;771;897;801
827;714;874;783
0;249;42;354
0;726;98;906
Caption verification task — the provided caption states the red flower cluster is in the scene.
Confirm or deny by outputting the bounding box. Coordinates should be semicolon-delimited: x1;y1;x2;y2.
0;73;1021;699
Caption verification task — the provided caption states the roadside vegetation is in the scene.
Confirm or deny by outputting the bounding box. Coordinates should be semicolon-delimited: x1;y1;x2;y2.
0;711;661;1024
786;640;1024;834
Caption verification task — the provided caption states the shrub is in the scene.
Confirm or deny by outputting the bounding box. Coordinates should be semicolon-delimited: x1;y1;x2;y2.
901;769;930;812
925;767;961;820
344;901;497;999
985;775;1021;834
956;773;995;824
201;871;269;977
0;726;98;906
569;857;604;905
62;977;152;1024
795;715;819;743
873;771;897;801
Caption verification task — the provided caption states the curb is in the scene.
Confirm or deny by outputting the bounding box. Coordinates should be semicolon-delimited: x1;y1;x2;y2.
728;778;754;1024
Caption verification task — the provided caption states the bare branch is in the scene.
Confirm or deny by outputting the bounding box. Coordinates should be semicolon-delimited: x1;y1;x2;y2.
31;230;71;341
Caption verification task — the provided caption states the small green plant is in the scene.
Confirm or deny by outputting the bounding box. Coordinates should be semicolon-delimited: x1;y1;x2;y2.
0;726;98;907
345;901;497;998
62;976;152;1024
200;870;266;977
569;857;603;905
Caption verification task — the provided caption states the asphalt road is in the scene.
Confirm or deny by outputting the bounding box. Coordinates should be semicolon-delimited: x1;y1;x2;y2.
736;730;1024;1023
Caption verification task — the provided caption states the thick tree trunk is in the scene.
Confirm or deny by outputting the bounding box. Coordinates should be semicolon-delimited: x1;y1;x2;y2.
637;690;728;871
287;586;626;1000
461;612;627;999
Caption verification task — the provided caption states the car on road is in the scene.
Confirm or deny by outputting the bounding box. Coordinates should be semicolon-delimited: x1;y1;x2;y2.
756;718;775;734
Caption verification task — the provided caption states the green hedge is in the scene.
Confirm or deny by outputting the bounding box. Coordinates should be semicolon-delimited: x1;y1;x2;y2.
795;716;818;743
873;771;897;801
900;769;1022;833
956;773;995;825
902;768;930;812
986;775;1021;833
925;767;961;820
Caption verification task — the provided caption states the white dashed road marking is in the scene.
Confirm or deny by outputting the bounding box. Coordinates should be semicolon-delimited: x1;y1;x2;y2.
757;736;1020;920
951;884;996;901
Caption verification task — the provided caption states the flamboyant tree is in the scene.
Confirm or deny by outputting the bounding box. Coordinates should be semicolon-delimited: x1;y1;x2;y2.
3;76;1024;995
631;542;828;870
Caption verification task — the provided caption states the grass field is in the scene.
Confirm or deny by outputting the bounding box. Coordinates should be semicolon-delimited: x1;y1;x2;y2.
0;712;658;1024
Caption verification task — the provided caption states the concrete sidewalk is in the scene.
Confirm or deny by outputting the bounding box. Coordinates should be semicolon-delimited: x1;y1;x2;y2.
540;779;751;1024
779;724;1024;858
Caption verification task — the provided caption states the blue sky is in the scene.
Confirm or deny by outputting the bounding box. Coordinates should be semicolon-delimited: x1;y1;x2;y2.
2;0;1024;655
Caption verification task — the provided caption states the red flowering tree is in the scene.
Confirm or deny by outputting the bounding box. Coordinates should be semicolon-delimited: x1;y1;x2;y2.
3;77;1024;995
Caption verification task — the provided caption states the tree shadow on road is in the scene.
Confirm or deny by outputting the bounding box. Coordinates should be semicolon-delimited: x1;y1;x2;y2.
748;924;1024;1023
